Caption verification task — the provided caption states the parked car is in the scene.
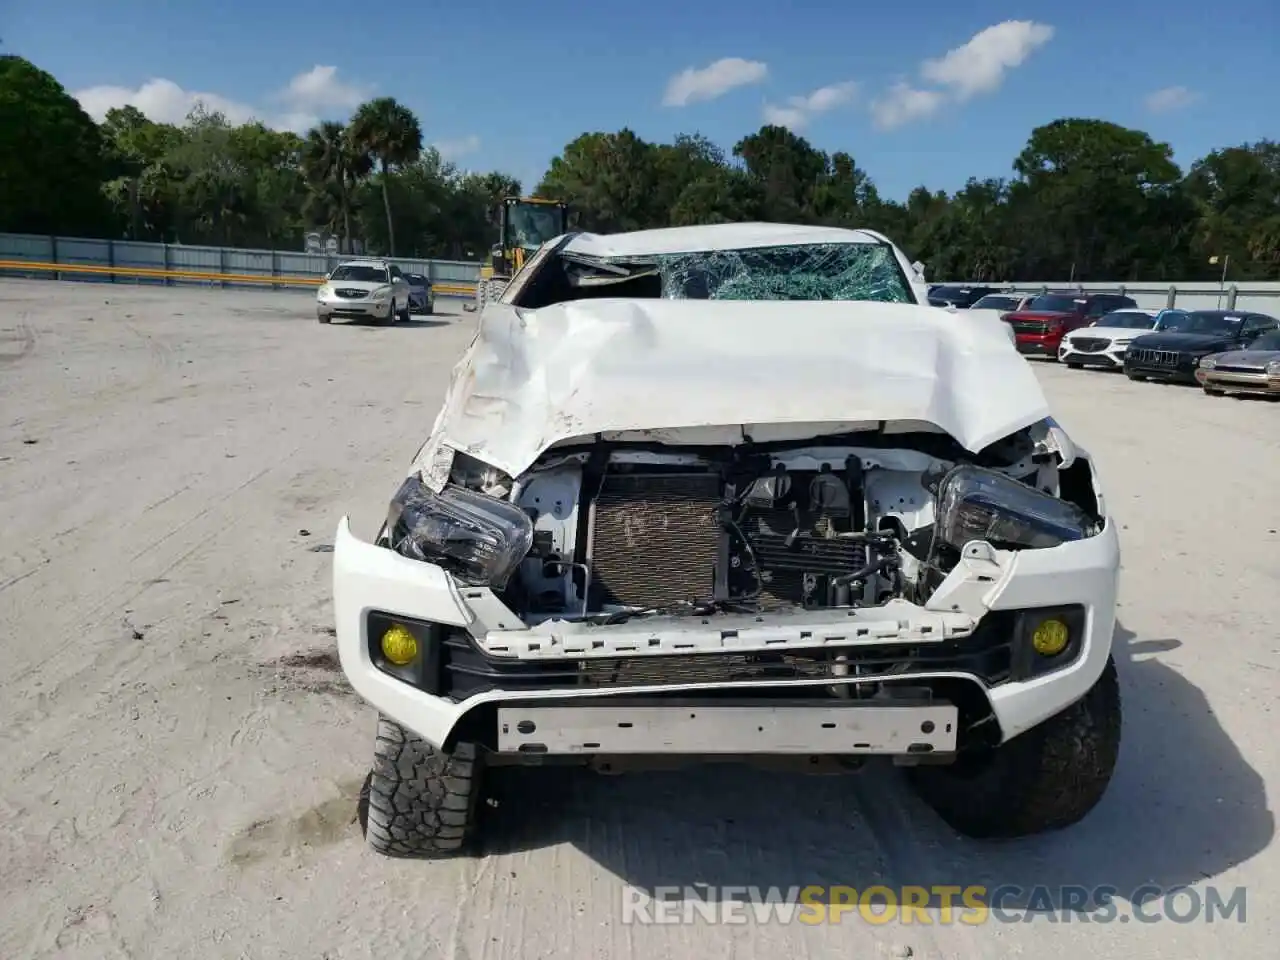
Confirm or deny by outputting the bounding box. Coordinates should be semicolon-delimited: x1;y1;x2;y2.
969;293;1034;314
1057;308;1162;369
1196;328;1280;397
333;222;1121;857
927;284;1000;308
1124;309;1280;384
317;260;412;325
1001;292;1139;359
404;273;435;315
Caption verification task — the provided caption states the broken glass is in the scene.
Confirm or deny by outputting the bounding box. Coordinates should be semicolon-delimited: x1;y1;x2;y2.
562;243;915;303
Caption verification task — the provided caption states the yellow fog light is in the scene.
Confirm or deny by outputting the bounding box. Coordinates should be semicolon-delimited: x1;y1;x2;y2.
1031;619;1070;657
380;623;419;665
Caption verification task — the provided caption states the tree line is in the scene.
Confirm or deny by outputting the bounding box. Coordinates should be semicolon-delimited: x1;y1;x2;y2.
2;54;1278;281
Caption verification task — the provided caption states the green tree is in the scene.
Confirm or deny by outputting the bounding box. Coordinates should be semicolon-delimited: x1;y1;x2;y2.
1010;118;1184;279
348;97;423;256
733;125;828;221
302;120;371;253
1184;141;1280;279
0;55;112;235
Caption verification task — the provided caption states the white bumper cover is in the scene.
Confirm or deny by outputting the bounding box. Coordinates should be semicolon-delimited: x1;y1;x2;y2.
332;511;1120;752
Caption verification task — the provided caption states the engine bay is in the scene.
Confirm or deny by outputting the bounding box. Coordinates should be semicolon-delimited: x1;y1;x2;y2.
483;430;1057;624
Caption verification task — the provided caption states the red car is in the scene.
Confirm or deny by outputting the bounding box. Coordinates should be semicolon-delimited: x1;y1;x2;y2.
1003;292;1138;359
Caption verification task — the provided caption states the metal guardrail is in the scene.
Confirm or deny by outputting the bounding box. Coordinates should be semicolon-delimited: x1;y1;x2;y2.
0;260;478;297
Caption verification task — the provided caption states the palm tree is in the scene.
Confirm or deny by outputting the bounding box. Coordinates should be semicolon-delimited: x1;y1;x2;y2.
302;121;370;254
348;97;423;256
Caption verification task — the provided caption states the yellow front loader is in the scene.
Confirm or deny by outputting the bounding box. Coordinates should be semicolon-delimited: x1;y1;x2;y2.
467;196;569;312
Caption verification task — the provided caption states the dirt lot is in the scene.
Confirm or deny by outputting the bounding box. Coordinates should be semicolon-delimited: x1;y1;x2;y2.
1;279;1276;960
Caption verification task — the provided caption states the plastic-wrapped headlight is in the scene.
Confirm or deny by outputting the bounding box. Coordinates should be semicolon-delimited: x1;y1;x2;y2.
933;465;1098;552
386;476;533;588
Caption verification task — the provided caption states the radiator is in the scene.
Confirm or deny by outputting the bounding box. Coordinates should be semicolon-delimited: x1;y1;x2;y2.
588;472;720;609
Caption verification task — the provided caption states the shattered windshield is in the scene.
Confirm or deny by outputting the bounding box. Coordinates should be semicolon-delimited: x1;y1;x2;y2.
569;242;915;303
1159;311;1242;336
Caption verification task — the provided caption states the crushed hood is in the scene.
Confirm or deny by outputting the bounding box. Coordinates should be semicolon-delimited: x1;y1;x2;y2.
416;298;1053;480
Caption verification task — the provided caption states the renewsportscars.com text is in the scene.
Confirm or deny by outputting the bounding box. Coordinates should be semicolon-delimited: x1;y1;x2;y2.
621;884;1247;925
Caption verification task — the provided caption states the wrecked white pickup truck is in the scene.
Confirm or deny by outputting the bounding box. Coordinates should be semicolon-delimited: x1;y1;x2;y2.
333;224;1121;858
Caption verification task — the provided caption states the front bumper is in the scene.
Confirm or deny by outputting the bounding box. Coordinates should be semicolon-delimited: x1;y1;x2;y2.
1014;334;1063;359
333;506;1121;754
1059;340;1129;368
1196;368;1280;395
317;295;394;320
1124;350;1201;382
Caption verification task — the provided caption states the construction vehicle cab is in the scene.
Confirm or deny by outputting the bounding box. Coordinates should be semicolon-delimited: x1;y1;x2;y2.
469;197;569;311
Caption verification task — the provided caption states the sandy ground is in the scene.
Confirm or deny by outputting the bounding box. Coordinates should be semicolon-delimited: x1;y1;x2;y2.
0;279;1276;960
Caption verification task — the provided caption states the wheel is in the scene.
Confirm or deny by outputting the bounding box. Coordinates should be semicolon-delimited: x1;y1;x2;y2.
398;297;412;323
907;657;1121;839
317;311;331;324
359;715;485;858
1125;369;1145;381
1066;362;1083;370
1202;384;1222;396
423;293;434;316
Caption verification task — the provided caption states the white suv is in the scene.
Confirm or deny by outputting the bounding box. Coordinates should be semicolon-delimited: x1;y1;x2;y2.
317;260;411;325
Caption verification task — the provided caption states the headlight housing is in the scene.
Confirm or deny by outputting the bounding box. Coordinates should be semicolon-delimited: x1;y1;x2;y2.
371;285;392;300
1266;359;1280;376
1199;356;1218;370
386;475;533;588
932;464;1098;553
317;284;332;298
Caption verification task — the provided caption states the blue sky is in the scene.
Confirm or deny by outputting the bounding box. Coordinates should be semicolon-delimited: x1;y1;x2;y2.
7;0;1278;200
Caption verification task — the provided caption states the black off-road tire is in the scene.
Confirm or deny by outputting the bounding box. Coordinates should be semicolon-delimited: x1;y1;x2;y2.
907;657;1121;839
358;715;485;858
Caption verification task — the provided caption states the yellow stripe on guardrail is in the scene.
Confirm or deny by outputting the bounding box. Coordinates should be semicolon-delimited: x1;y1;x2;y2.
0;260;477;295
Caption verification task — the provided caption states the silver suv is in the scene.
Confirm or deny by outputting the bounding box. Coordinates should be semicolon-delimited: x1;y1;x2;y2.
317;260;411;325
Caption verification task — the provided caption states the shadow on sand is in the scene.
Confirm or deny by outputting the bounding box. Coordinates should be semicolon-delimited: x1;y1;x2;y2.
478;622;1273;913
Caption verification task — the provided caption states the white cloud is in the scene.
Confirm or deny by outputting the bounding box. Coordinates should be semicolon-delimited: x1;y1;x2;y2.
867;20;1054;131
920;20;1054;100
662;57;768;107
275;65;372;113
762;80;858;129
72;66;373;133
870;83;946;130
1144;85;1200;113
74;78;259;126
435;135;481;159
